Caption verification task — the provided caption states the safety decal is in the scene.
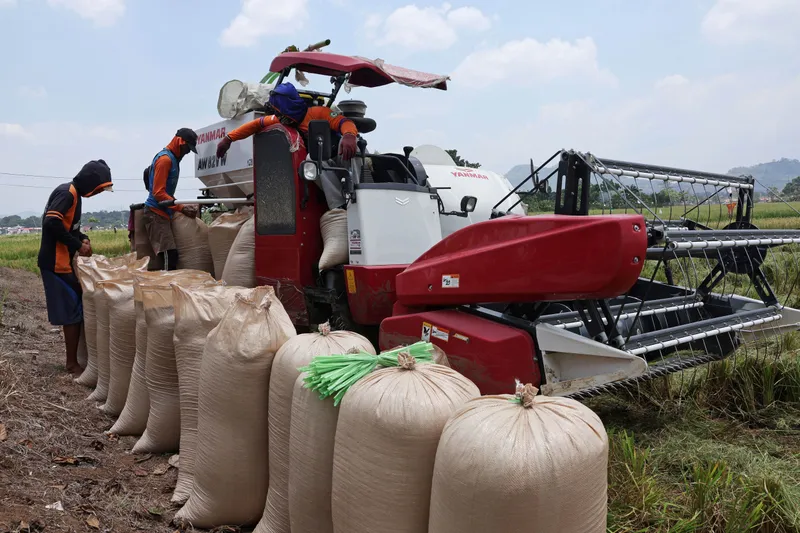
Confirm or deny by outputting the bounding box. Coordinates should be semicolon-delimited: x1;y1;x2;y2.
453;333;470;343
421;322;432;342
432;325;450;342
346;269;357;294
442;274;460;288
349;229;362;255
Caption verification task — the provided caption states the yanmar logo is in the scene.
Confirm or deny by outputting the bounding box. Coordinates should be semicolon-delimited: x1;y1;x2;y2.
451;167;489;180
197;128;227;145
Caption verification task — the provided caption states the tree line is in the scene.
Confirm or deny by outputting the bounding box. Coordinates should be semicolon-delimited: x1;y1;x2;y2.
0;210;129;228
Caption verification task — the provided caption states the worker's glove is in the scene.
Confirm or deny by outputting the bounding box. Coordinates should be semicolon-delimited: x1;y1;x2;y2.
339;133;357;161
216;136;232;158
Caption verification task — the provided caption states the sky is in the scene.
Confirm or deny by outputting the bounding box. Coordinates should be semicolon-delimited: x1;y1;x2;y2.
1;0;799;215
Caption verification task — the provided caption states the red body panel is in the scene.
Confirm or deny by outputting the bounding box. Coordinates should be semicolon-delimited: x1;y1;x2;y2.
344;265;406;325
395;214;647;306
269;52;448;90
253;125;327;326
379;310;541;395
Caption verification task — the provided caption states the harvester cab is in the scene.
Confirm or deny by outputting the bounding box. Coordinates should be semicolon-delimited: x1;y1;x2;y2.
186;49;800;401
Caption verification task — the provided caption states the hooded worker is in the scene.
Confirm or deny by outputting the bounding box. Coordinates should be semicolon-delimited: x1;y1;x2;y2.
215;82;358;161
37;159;114;375
142;128;199;271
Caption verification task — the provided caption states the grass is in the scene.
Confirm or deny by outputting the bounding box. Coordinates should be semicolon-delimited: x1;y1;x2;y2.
0;230;130;274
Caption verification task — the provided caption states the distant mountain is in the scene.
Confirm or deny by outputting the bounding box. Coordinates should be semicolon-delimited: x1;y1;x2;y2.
727;158;800;191
505;164;558;189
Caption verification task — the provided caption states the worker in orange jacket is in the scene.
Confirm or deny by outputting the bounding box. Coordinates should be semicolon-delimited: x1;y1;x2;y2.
38;159;114;375
142;128;199;270
216;83;358;208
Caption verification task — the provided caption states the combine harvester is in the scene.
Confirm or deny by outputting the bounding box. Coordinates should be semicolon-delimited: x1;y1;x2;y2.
178;45;800;400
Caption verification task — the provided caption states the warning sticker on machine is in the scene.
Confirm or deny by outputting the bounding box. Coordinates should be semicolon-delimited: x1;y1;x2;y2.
421;322;432;342
442;274;460;288
349;229;362;255
432;325;450;342
345;269;357;294
453;333;470;343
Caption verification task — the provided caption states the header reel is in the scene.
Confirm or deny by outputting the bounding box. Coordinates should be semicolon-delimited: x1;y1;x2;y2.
500;149;800;399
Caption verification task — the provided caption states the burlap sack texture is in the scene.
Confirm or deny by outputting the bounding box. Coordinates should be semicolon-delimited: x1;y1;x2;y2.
318;209;347;271
221;215;256;288
254;324;375;533
74;255;149;390
331;358;479;533
171;212;215;275
131;275;221;454
108;270;214;437
208;210;251;281
99;279;136;417
175;288;296;529
428;384;609;533
170;284;273;505
133;208;163;271
288;348;452;533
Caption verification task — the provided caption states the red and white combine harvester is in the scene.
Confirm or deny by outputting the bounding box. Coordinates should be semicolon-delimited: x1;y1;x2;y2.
185;49;800;399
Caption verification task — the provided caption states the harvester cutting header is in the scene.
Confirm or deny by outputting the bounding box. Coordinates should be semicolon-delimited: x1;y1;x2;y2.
144;41;800;400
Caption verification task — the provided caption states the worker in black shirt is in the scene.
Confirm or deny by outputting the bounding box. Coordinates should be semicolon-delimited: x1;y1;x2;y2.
38;160;114;375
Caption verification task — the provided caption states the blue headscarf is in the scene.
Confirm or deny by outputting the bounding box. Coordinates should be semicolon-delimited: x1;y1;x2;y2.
269;83;307;123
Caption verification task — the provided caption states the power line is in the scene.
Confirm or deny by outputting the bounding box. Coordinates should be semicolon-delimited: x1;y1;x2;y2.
0;182;202;194
0;171;202;181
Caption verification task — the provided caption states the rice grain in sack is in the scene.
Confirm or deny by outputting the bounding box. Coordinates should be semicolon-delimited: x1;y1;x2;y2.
331;359;480;533
100;279;136;417
255;324;375;533
221;215;255;287
288;347;451;533
171;212;215;275
175;289;296;528
171;284;272;505
109;270;213;436
132;275;219;454
208;211;250;280
428;384;608;533
318;209;347;271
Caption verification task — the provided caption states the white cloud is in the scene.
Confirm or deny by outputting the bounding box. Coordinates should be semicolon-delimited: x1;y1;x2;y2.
654;74;689;90
220;0;309;48
0;123;32;140
452;37;616;89
17;86;47;99
46;0;125;27
461;73;800;175
702;0;800;44
366;4;492;52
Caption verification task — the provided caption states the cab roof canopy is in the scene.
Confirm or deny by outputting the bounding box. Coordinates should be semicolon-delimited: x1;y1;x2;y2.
269;52;449;90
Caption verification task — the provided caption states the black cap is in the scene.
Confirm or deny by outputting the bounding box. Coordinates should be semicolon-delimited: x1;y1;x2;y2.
176;127;198;154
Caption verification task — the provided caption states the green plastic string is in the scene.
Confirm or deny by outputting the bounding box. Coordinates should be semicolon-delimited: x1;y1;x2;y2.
299;341;435;406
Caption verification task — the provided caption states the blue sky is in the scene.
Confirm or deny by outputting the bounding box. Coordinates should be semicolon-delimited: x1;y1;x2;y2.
1;0;799;214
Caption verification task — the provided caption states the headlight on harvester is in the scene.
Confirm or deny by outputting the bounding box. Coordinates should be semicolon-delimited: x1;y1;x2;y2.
461;195;477;213
301;160;319;181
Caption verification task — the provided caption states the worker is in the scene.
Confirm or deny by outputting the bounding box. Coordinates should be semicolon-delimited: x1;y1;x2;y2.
142;128;200;270
37;159;114;375
215;82;358;208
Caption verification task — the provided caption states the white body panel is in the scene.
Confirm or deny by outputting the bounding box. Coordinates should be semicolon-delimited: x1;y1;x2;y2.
347;187;442;266
193;112;263;209
422;164;527;237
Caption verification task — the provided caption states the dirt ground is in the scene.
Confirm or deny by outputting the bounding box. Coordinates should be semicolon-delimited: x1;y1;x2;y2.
0;267;187;533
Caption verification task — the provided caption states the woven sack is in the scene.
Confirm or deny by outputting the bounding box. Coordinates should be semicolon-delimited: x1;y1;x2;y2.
318;209;347;271
171;212;215;275
208;211;251;280
221;215;255;287
99;279;136;416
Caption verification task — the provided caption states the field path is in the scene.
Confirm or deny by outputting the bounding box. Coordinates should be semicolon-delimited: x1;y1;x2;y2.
0;267;181;533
